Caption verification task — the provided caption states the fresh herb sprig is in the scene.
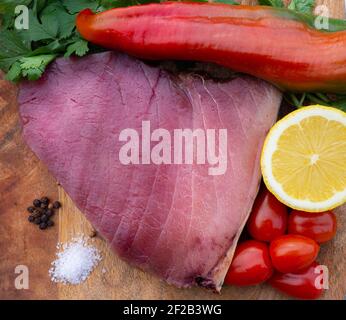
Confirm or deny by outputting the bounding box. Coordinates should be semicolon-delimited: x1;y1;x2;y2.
259;0;315;13
285;92;346;112
1;0;90;81
0;0;160;81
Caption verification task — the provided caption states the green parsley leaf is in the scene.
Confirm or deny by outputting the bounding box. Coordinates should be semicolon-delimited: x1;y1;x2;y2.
29;39;65;55
5;61;23;82
0;0;32;14
20;54;55;69
214;0;239;5
0;29;31;72
288;0;315;14
99;0;163;11
258;0;284;7
65;39;89;57
21;67;44;80
0;0;33;28
62;0;99;14
22;9;58;41
41;2;75;39
33;0;48;14
99;0;134;10
20;54;57;80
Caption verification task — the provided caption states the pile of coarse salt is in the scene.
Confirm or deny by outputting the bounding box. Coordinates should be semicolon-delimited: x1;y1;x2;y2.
49;236;102;285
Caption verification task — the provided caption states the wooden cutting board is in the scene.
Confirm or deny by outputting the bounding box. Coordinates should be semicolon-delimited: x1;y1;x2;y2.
0;0;345;300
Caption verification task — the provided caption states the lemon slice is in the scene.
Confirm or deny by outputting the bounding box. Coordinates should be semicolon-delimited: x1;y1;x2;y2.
261;105;346;212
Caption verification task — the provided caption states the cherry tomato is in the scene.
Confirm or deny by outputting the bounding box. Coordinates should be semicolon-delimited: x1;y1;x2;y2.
288;210;337;243
247;188;287;242
270;235;319;273
224;240;273;286
269;262;324;300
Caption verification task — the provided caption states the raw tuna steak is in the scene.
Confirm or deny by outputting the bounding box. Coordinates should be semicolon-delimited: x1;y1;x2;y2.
19;52;281;291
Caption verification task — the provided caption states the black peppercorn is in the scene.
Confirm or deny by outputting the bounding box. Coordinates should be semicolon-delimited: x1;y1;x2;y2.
34;217;41;225
52;201;61;209
33;199;41;207
41;197;49;205
39;222;48;230
27;206;35;213
45;209;54;217
40;202;48;209
47;220;54;227
26;197;58;229
32;209;42;218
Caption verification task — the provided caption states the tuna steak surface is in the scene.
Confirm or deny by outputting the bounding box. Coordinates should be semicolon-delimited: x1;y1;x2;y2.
19;52;281;291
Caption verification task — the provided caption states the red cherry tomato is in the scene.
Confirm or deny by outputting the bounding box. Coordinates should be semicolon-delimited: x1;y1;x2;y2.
288;210;337;243
247;188;287;242
270;235;319;273
269;262;324;300
225;240;273;286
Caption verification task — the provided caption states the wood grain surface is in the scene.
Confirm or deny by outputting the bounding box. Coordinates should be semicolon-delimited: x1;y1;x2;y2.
0;0;345;300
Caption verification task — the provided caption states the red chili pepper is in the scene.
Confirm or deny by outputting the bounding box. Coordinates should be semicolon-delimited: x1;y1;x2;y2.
76;2;346;93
